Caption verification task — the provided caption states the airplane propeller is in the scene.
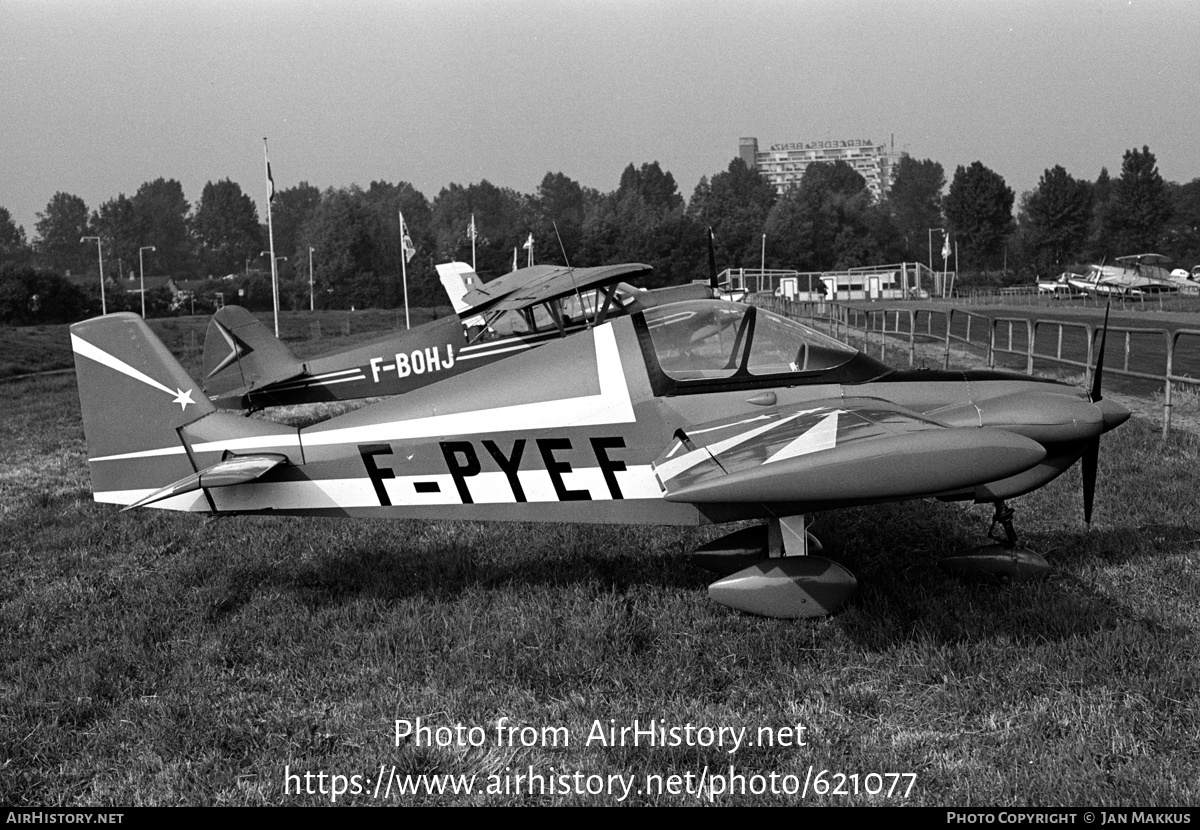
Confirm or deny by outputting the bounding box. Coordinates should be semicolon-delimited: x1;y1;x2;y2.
1082;303;1111;525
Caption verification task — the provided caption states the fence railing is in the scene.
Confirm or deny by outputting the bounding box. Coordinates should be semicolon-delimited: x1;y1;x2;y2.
756;296;1200;438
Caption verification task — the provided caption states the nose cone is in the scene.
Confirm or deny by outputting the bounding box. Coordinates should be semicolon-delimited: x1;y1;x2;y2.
1095;397;1131;433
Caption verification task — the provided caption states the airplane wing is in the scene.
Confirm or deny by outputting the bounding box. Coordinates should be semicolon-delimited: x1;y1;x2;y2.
463;263;654;316
652;398;1046;510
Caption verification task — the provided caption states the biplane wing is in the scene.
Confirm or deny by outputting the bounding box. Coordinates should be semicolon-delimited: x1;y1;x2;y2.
457;262;654;316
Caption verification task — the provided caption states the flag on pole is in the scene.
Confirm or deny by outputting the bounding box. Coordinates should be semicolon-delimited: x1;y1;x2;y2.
468;214;477;240
264;141;276;203
941;232;951;262
399;211;416;263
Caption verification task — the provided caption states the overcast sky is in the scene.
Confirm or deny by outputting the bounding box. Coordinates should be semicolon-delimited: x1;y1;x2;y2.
2;0;1197;237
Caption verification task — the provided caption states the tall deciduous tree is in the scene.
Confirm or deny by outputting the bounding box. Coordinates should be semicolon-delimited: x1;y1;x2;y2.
529;172;596;266
35;192;92;275
885;156;945;262
1022;165;1092;272
431;180;530;278
766;161;893;271
0;207;31;267
1109;145;1172;253
362;180;434;306
193;179;262;277
92;195;140;280
944;162;1015;271
617;162;684;213
688;158;776;269
1163;179;1200;268
303;187;380;309
132;178;192;276
1085;167;1114;261
273;182;321;278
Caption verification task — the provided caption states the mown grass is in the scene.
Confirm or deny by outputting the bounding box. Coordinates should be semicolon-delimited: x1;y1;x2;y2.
1;336;1198;806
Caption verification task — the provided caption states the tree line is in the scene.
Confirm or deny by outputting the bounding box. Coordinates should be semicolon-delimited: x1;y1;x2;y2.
2;145;1196;325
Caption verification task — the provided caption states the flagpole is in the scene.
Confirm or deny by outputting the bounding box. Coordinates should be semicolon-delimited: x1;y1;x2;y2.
399;210;410;330
470;214;476;271
263;138;280;336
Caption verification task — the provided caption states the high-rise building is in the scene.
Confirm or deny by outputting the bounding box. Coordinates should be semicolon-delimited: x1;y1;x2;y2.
739;136;905;200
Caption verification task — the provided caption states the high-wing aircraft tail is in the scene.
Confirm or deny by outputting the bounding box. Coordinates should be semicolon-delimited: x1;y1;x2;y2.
435;261;479;314
435;261;487;327
71;313;300;510
202;305;305;406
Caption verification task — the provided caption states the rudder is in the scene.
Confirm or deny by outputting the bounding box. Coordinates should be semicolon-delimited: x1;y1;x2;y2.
71;313;298;509
202;305;304;405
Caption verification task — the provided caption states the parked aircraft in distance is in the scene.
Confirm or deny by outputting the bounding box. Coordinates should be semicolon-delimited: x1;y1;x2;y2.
1067;254;1178;297
1036;273;1086;297
71;298;1128;618
203;261;713;411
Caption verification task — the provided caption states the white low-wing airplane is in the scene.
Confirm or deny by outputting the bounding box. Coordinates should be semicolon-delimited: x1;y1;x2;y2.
72;296;1129;619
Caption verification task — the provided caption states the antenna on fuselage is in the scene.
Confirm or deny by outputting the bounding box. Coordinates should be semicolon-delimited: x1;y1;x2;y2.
553;221;591;328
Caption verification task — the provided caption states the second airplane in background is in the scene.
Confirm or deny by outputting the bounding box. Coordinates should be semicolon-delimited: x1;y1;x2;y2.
202;261;713;411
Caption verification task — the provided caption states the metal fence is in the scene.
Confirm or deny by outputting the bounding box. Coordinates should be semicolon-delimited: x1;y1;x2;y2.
756;296;1200;438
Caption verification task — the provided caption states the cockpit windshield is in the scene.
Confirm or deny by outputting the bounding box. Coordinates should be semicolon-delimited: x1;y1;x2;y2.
641;300;858;383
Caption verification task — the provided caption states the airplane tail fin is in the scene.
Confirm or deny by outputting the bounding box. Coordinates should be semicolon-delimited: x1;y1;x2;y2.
71;313;299;510
435;261;487;327
201;305;305;406
435;261;478;314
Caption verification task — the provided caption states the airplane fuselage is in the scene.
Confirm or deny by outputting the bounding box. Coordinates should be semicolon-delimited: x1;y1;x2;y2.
198;311;1110;525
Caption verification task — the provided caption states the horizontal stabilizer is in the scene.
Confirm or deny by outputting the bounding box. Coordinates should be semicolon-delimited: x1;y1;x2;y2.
122;453;289;511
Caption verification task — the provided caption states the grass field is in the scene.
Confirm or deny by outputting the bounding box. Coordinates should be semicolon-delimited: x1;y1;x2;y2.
2;316;1199;806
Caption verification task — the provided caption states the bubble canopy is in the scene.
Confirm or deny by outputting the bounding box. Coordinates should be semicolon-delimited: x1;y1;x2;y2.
636;300;889;390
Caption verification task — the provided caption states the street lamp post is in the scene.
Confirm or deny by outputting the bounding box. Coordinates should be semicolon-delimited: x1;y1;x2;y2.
308;246;315;312
81;236;105;314
138;246;156;318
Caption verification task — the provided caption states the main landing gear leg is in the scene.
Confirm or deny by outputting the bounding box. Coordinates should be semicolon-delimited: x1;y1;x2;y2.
704;515;857;619
939;500;1050;583
989;501;1019;547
